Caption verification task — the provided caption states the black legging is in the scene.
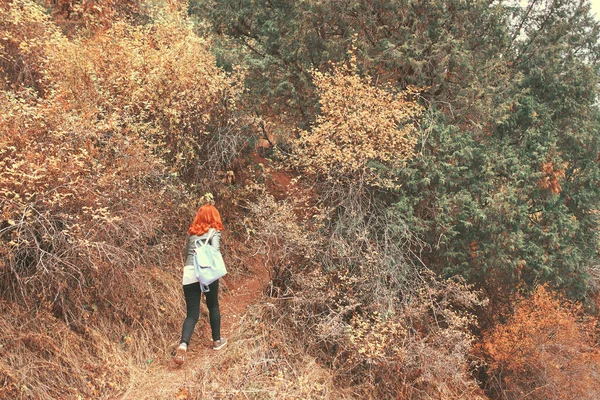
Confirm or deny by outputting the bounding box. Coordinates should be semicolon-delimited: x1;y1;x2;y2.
180;280;220;345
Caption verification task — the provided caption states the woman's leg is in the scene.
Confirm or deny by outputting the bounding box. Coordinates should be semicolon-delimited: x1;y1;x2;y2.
204;280;221;341
180;282;201;345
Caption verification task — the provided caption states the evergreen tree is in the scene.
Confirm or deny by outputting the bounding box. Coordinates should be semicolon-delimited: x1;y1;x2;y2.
398;0;600;301
190;0;600;301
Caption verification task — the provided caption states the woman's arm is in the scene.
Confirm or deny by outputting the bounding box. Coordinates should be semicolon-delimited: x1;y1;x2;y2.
185;236;192;259
210;230;221;252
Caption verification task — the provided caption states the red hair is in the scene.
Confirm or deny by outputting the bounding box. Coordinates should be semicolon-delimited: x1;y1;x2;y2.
188;204;223;235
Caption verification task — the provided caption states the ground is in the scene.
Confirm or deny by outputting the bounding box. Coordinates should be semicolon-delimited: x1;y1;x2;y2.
121;259;269;399
120;156;301;399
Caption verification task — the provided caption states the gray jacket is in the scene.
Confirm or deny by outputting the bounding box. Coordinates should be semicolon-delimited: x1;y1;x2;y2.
184;229;221;266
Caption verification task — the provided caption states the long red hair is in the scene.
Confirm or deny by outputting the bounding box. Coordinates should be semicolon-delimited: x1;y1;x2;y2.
188;204;223;235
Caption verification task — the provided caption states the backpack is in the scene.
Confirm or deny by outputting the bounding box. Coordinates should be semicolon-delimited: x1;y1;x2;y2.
193;228;227;292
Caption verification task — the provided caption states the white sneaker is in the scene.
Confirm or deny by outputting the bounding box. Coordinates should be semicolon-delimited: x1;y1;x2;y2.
174;343;187;365
212;338;227;351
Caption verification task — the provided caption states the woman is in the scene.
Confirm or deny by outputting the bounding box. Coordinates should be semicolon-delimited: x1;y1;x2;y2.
174;194;227;366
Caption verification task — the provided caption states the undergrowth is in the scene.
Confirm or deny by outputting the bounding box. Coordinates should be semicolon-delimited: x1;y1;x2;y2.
0;1;250;398
3;1;600;399
244;178;488;399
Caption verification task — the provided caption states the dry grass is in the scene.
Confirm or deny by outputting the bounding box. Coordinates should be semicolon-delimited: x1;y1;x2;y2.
0;263;185;399
0;3;253;398
122;300;347;400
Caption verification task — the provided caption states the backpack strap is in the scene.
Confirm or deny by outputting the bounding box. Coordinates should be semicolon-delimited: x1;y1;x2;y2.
200;284;210;292
194;228;216;293
196;228;216;247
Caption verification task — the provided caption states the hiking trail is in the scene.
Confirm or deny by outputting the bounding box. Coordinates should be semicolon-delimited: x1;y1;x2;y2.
121;158;298;399
122;260;269;399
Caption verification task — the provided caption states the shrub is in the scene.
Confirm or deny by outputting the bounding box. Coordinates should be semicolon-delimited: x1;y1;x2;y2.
481;285;600;399
245;185;324;295
0;1;248;397
42;16;246;181
292;53;423;190
278;268;487;399
245;183;487;398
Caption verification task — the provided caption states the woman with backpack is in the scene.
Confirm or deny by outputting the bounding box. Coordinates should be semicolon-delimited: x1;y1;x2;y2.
174;193;227;365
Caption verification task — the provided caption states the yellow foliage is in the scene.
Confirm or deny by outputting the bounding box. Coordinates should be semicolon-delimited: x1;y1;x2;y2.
347;311;406;364
290;268;486;399
294;57;424;188
1;0;243;239
0;0;62;90
42;18;242;173
0;5;244;397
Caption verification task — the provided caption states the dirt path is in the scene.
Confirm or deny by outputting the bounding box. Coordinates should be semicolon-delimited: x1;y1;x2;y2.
121;157;301;399
121;262;269;400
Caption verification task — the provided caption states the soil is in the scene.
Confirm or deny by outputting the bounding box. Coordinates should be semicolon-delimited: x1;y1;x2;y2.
121;256;269;399
121;155;301;399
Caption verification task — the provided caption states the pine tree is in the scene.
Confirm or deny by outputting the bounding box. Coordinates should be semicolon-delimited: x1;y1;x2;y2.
190;0;600;302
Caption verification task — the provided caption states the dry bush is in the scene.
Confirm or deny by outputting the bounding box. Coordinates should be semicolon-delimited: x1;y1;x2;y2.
0;0;61;92
274;51;478;397
292;50;423;190
320;188;424;305
41;13;247;181
243;143;486;398
0;56;188;323
0;1;248;397
42;0;145;35
481;285;600;400
1;0;244;308
244;178;486;398
276;268;487;399
397;274;487;399
244;186;325;295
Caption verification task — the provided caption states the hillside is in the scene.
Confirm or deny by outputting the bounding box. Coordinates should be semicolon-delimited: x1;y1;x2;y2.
2;0;600;399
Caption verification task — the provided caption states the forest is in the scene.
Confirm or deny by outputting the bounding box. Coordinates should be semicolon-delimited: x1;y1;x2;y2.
1;0;600;398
